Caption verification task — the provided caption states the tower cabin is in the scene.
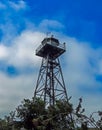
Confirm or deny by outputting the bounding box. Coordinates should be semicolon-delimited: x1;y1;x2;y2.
36;36;66;59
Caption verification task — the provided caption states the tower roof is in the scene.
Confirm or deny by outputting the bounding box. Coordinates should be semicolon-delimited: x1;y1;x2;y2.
42;37;59;45
36;37;66;59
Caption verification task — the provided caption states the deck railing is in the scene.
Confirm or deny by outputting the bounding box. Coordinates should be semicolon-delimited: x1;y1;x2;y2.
36;42;66;54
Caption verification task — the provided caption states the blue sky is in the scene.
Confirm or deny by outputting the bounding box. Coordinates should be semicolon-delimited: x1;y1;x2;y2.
0;0;102;118
26;0;102;45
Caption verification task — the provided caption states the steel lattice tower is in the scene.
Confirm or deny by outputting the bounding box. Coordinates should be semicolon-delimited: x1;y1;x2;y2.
34;36;68;106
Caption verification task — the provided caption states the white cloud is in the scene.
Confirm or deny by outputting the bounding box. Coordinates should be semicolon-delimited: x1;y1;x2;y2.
0;44;9;60
9;0;26;10
39;19;65;32
64;39;95;86
0;31;45;69
0;22;18;44
8;31;44;68
59;36;102;115
97;58;102;74
0;72;38;117
0;2;6;9
62;37;99;87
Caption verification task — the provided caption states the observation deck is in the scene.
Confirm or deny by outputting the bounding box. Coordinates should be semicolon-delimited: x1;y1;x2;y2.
36;37;66;59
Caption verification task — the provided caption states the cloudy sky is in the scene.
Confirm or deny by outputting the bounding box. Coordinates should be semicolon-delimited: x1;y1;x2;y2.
0;0;102;118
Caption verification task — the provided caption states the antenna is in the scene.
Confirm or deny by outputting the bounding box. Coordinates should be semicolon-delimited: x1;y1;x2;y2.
46;32;52;38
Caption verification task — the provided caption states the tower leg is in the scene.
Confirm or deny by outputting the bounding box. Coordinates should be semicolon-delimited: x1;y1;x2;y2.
34;56;68;106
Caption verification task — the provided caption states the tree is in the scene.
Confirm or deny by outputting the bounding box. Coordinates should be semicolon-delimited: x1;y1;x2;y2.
16;98;46;130
16;97;74;130
8;97;102;130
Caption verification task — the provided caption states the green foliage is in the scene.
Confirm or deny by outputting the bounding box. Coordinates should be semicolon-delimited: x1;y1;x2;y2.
16;97;46;129
1;97;102;130
15;97;102;130
16;98;74;130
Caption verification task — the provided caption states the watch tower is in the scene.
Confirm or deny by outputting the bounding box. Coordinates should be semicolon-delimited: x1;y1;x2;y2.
34;36;68;106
